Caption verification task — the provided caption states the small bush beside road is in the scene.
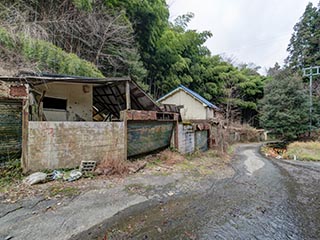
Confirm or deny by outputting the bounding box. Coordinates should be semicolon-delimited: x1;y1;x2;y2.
286;141;320;161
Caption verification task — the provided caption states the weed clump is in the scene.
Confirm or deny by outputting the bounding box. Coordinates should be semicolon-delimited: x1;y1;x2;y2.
0;160;23;192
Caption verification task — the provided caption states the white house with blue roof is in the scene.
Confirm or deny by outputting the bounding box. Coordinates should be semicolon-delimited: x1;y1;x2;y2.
157;85;221;121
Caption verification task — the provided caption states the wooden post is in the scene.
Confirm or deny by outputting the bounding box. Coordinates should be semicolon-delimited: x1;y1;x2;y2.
21;85;30;172
126;81;131;110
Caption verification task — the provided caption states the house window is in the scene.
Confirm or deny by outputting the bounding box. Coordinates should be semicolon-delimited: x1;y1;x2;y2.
43;97;67;110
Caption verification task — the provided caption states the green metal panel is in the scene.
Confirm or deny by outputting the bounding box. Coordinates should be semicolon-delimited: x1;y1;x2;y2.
0;100;22;165
195;130;208;152
127;121;174;157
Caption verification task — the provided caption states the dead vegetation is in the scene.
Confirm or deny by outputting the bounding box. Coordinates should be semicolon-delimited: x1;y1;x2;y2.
95;155;147;176
1;147;235;203
95;157;130;176
149;149;185;166
94;149;185;177
0;1;140;77
0;51;38;76
227;123;263;143
138;148;234;179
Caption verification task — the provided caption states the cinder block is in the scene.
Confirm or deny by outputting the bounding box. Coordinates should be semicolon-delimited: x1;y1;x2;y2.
80;161;96;172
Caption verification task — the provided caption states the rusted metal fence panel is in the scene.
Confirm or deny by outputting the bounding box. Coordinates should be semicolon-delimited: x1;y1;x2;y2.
195;130;208;152
127;121;174;157
0;100;22;165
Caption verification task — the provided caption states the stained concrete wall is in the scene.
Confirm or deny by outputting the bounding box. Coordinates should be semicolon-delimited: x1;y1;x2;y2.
26;121;125;171
35;82;92;121
177;124;210;154
178;124;195;154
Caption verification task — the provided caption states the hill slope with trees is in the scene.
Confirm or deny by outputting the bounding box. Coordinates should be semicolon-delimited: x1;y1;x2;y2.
0;0;266;125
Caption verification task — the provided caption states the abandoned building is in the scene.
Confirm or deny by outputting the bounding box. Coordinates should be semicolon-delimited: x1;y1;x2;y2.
158;85;223;154
1;73;219;172
0;73;182;171
157;85;222;121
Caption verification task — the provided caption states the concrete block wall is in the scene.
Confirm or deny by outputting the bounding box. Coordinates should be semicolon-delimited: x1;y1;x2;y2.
178;124;195;154
177;123;210;154
26;121;125;171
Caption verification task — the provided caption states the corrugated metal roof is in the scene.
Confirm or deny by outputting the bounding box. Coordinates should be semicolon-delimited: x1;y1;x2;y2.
0;75;130;84
158;85;220;110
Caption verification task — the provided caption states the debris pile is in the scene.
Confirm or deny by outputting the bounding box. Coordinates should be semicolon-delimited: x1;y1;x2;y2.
23;161;96;185
262;145;287;159
23;172;47;185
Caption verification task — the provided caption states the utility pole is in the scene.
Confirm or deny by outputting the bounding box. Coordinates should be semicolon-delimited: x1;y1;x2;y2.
303;66;320;136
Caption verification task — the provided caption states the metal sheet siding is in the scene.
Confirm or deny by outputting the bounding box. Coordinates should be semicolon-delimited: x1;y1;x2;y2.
127;121;174;157
195;130;208;152
0;100;22;165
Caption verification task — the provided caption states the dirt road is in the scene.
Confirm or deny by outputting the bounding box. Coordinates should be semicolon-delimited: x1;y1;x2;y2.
1;144;319;240
75;143;320;239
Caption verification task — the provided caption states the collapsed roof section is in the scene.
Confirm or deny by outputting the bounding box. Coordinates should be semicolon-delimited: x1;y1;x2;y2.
93;80;161;119
0;73;161;119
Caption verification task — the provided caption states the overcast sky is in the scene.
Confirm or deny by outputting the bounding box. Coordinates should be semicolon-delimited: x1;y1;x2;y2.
167;0;319;74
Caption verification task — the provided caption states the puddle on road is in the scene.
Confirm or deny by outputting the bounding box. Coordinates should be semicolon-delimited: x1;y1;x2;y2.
243;149;265;176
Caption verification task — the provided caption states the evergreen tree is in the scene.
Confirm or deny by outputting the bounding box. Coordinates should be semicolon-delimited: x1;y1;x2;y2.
260;70;309;140
267;62;281;77
286;2;320;69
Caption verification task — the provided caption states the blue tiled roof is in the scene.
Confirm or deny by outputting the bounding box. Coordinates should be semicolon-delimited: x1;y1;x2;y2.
158;84;220;110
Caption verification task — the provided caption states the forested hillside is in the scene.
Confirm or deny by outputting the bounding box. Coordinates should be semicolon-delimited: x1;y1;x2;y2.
0;0;266;125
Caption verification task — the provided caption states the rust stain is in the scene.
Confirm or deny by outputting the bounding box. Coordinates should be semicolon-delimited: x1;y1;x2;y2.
10;85;28;97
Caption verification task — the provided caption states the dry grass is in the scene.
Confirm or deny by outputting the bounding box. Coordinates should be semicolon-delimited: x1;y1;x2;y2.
1;148;234;203
156;149;185;165
95;155;148;176
140;148;233;178
95;155;130;176
286;141;320;161
176;149;233;177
